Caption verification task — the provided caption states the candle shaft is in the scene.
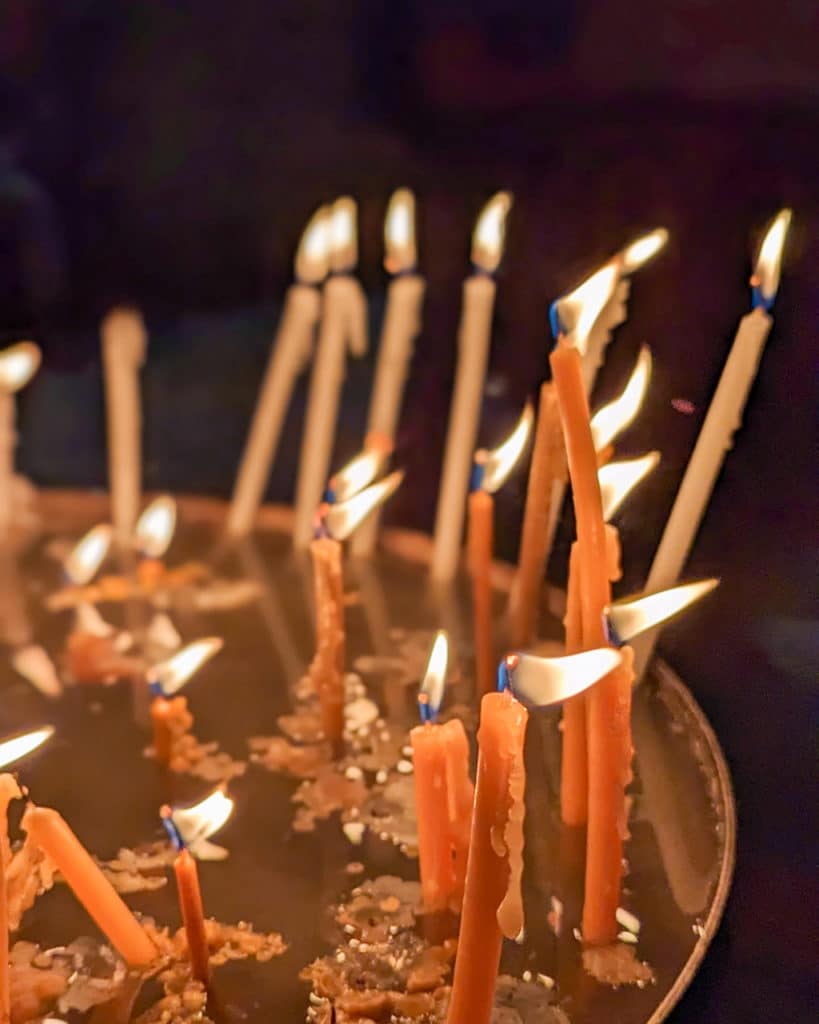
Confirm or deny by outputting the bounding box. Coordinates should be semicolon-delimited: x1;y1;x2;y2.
150;696;173;764
560;543;587;825
101;310;147;541
174;848;210;983
352;274;425;557
447;691;527;1024
311;537;346;743
509;382;563;647
0;392;14;534
22;806;155;965
467;490;495;696
632;308;772;678
0;780;15;1024
432;275;496;580
293;277;367;548
228;285;321;536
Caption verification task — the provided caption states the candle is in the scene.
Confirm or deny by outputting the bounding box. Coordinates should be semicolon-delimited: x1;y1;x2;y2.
161;790;234;983
149;638;224;765
431;192;512;581
229;207;329;536
0;342;40;534
468;403;533;696
311;470;403;742
293;197;368;548
632;209;791;679
101;308;147;541
508;381;563;647
0;728;52;1022
352;189;425;557
409;632;473;912
446;688;527;1024
22;804;156;965
549;338;635;946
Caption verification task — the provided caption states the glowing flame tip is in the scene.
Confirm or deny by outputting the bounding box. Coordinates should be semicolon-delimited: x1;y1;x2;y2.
621;229;669;273
0;726;54;770
151;637;224;696
330;196;358;272
167;788;234;854
506;648;622;709
329;448;389;503
476;401;534;493
754;209;792;303
419;631;448;720
471;191;513;273
135;496;177;558
606;578;719;644
64;523;113;586
560;263;620;355
0;341;42;393
591;346;653;451
599;451;660;521
384;188;417;273
295;206;331;284
323;470;403;541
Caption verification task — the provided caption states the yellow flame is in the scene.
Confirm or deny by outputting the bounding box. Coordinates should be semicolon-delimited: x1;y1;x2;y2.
329;196;357;273
471;191;512;273
754;209;792;303
0;341;41;393
507;648;623;708
606;579;719;642
384;188;417;274
598;452;660;521
324;470;403;541
151;637;223;695
475;401;534;494
329;449;387;503
0;726;53;770
620;229;669;274
64;524;113;585
295;205;331;284
135;496;177;558
591;346;653;451
169;788;234;847
561;264;619;355
419;630;448;717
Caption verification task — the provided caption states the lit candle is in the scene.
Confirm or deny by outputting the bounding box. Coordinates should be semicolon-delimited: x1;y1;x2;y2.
0;342;40;534
310;468;403;744
149;638;224;765
0;728;52;1023
431;192;512;581
409;632;473;913
633;210;791;679
293;197;368;548
161;789;234;983
101;308;147;541
468;403;533;695
229;207;329;536
352;189;425;557
22;803;156;966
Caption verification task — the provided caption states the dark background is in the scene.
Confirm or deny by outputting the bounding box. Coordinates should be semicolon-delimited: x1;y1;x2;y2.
0;3;816;1021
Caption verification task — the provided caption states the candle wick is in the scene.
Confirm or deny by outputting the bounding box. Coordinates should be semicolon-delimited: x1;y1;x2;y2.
160;807;185;851
548;301;564;343
469;459;486;493
602;612;624;649
147;678;164;698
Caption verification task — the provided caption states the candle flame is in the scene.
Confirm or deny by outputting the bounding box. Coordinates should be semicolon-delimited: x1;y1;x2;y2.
384;188;417;274
0;341;41;393
560;264;619;355
329;449;388;503
135;496;177;558
167;788;234;853
591;346;653;451
753;209;792;303
329;196;357;273
64;524;113;585
475;401;534;493
598;452;660;521
151;637;224;696
295;205;331;285
620;229;669;274
605;579;719;645
0;726;53;769
505;648;622;709
417;630;448;721
323;470;403;541
471;191;512;274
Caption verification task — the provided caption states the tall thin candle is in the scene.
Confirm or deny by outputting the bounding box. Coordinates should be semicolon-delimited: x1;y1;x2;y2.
0;343;40;534
432;193;512;581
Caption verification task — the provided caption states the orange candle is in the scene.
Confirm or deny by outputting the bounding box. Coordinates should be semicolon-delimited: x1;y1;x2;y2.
150;696;173;764
410;718;473;912
560;543;587;826
447;690;528;1024
467;490;494;697
21;805;156;966
173;847;210;983
550;340;632;946
509;381;563;647
0;777;18;1024
310;535;345;743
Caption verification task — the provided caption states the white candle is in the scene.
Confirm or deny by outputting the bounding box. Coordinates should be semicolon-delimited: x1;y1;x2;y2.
0;342;41;532
101;309;147;541
632;210;791;678
228;207;329;536
352;188;425;558
293;197;368;548
431;192;512;581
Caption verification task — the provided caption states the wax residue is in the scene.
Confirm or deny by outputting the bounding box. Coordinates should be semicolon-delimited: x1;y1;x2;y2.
496;736;527;940
605;523;623;582
582;943;654;987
